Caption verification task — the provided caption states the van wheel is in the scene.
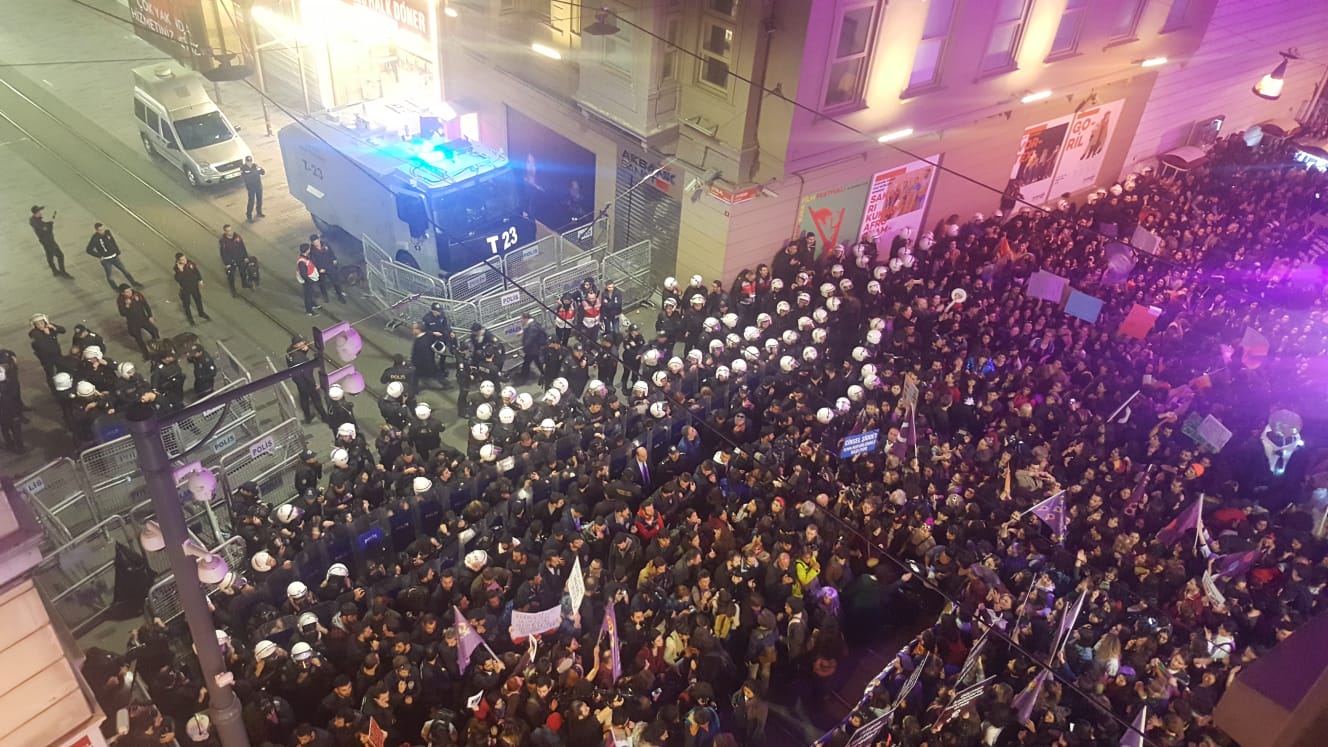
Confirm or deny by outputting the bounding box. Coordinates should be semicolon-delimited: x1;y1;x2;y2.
141;133;155;156
185;168;200;188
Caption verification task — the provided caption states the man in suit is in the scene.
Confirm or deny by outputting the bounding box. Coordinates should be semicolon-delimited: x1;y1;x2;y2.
518;312;548;384
629;445;653;493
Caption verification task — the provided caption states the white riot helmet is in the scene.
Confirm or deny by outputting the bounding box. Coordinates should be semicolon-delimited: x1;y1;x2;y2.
716;337;733;353
690;294;706;308
869;317;887;331
763;338;780;355
757;312;772;328
53;372;73;392
471;422;490;441
275;504;303;525
297;611;319;631
780;355;798;373
744;326;761;342
250;551;275;572
770;278;784;292
291;642;314;662
286;581;308;600
336;423;356;439
587;380;604;397
667;357;684;373
501;385;517;403
812;328;828;344
722;313;739;329
812;308;829;325
544;389;562;406
413;477;432;495
642;349;661;367
414;403;432;420
538;418;556;434
826;297;842;312
687;349;704;365
703;317;721;334
744;346;761;362
498;406;516;425
861;363;878;380
781;329;799;346
516;392;534;410
632;380;649;397
331;448;349;468
816;407;834;424
76;380;97;398
475;403;493;421
874;265;889;281
867;280;882;295
830;263;845;278
866;329;883;345
776;300;791;315
836;397;852;414
551;377;569;394
327;384;344;401
797;316;814;332
116;362;136;379
649;401;669;419
254;640;279;661
652;370;670;387
848;384;865;402
852;346;871;362
889;257;904;273
820;282;836;298
716;365;731;382
865;375;883;390
840;278;854;293
731;358;748;375
479;444;499;462
327;563;350;579
386;381;404;398
479;380;496;397
663;276;677;290
803;346;818;363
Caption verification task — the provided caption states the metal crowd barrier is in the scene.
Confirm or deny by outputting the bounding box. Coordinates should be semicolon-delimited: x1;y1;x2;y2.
145;535;248;624
16;458;91;545
217;419;310;510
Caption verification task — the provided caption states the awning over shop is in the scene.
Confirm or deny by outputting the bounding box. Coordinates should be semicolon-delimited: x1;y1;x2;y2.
1158;146;1209;172
1258;118;1302;139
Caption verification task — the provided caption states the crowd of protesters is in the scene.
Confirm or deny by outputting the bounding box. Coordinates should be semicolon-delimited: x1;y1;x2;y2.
83;131;1328;747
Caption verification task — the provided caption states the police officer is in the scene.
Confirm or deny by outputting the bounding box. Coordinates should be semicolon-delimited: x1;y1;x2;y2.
326;383;355;428
518;312;548;385
28;314;67;383
378;381;412;429
309;234;346;304
150;347;187;413
29;206;72;278
407;403;443;456
286;335;328;424
187;345;218;398
380;354;416;397
410;323;443;390
241;155;265;221
621;324;645;390
421;303;454;383
219;224;250;297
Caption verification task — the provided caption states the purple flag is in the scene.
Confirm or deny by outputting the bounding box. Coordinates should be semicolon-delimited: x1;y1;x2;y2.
1028;490;1067;540
600;603;622;681
453;606;485;670
1122;467;1151;517
1120;705;1147;747
1053;592;1087;658
1213;549;1260;579
1012;669;1051;723
1157;495;1204;546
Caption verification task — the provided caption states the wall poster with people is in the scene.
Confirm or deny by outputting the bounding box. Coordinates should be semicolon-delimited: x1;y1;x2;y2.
1010;114;1072;206
859;156;940;247
505;106;598;232
797;180;872;257
1047;99;1125;197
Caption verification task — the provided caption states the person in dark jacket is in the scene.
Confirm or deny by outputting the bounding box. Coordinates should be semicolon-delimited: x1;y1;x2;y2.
241;156;265;221
309;234;346;304
28;313;66;381
218;224;250;296
173;252;210;325
186;345;217;397
601;281;624;336
286;335;328;424
518;312;548;384
87;223;141;291
30;205;72;278
116;285;159;359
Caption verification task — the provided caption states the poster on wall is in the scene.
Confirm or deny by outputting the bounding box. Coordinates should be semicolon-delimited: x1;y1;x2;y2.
797;181;871;257
859;156;939;247
1011;115;1073;206
1048;99;1125;196
506;106;598;231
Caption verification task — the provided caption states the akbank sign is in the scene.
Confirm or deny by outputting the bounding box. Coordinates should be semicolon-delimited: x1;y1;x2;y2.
619;149;677;197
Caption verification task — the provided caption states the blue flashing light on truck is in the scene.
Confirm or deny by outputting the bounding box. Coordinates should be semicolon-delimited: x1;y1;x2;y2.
279;103;536;276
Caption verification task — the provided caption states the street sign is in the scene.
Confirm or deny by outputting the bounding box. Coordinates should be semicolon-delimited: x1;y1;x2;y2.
841;430;879;459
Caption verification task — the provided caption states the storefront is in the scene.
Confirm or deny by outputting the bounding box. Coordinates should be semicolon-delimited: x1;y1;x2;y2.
247;0;441;113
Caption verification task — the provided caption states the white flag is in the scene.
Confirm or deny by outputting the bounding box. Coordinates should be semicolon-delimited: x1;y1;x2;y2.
566;556;586;613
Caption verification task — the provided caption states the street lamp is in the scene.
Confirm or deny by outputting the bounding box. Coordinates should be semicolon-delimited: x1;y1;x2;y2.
1253;51;1299;100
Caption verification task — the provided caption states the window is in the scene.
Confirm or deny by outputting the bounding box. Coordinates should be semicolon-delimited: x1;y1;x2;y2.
1107;0;1146;41
661;16;680;82
708;0;737;16
604;22;635;74
824;2;880;109
146;109;161;133
698;13;735;91
907;0;954;91
1162;0;1192;30
981;0;1029;73
134;99;147;122
530;0;551;24
553;0;579;35
1048;0;1088;57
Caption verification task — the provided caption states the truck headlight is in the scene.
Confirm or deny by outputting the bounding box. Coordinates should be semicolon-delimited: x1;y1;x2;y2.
200;164;219;174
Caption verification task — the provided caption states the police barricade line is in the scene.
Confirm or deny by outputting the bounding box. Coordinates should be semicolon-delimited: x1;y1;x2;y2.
557;218;606;262
259;356;302;425
474;286;546;335
78;434;143;489
34;514;142;634
214;340;251;386
169;377;255;458
384;256;449;299
501;234;561;286
601;239;655;314
361;233;395;275
365;267;413;330
145;534;247;624
445;259;507;302
218;419;309;510
540;256;603;308
17;458;92;545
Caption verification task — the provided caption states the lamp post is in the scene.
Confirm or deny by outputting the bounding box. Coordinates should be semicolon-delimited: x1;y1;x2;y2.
128;403;249;747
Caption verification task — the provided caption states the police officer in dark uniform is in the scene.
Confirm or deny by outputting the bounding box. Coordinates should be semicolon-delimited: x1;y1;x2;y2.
150;348;187;413
620;324;645;390
380;354;416;396
286;335;328;424
28;314;66;383
421;303;454;383
186;345;217;397
309;234;346;304
241;156;265;221
29;206;72;278
596;335;619;390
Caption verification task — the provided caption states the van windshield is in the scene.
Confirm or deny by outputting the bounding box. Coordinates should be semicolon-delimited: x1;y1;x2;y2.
173;111;234;151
